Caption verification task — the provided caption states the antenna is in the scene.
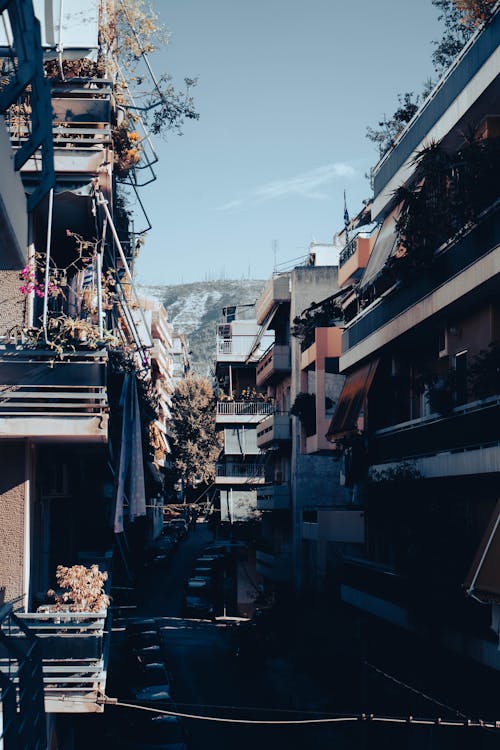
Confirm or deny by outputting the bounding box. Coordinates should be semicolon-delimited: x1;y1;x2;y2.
272;239;278;273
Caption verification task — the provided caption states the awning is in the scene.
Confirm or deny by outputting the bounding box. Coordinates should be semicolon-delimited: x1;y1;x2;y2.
465;501;500;603
326;358;379;440
359;207;400;290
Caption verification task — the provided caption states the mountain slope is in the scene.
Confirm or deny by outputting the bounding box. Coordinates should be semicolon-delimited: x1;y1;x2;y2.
140;279;266;375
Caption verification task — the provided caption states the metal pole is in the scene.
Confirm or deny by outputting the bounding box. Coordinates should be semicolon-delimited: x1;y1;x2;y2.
57;0;65;80
42;188;54;341
97;216;107;338
96;190;153;348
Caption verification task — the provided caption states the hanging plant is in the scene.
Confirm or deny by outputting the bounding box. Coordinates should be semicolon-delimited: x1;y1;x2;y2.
291;392;316;437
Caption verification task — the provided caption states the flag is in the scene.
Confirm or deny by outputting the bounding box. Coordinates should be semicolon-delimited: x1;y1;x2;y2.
343;190;350;230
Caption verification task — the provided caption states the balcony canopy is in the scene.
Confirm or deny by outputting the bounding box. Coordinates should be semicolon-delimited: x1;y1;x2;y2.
326;358;379;440
465;500;500;603
359;208;399;290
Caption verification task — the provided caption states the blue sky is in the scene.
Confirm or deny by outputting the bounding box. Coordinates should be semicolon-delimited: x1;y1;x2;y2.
134;0;439;285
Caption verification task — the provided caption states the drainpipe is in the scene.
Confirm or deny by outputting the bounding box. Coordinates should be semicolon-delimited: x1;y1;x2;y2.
57;0;65;80
42;188;54;343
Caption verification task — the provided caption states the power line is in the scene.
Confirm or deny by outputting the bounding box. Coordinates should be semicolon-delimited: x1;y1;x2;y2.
101;698;500;730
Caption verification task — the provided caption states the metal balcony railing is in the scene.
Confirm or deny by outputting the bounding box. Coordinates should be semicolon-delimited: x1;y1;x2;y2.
216;401;274;417
0;350;108;419
215;462;265;479
1;608;109;714
7;81;113;151
0;349;108;440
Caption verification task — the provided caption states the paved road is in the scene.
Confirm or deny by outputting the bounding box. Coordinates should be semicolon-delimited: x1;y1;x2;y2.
135;525;214;617
77;527;500;749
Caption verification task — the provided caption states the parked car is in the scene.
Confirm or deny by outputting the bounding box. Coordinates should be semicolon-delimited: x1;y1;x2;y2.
195;554;225;572
182;593;215;620
127;629;161;650
146;537;176;567
169;518;188;540
130;661;173;703
125;619;158;636
128;714;189;750
192;566;216;581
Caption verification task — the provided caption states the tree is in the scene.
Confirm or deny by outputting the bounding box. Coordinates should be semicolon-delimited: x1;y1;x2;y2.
111;0;199;139
169;376;221;488
366;92;421;159
431;0;472;76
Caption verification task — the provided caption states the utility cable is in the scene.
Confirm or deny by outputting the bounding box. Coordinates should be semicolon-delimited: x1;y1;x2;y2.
100;697;500;729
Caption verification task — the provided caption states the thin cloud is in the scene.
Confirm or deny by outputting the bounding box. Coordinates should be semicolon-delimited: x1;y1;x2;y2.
216;199;244;211
216;162;357;211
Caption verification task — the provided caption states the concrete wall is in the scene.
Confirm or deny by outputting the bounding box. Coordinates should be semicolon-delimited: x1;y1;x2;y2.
289;266;350;592
0;443;29;603
0;270;28;336
220;489;258;522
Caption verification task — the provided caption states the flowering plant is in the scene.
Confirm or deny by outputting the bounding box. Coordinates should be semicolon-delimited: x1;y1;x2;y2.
19;263;60;298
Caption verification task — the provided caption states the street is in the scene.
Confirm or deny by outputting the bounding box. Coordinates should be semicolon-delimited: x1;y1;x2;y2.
68;525;500;750
98;526;357;750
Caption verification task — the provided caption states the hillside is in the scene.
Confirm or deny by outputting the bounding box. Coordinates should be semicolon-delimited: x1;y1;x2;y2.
139;279;266;376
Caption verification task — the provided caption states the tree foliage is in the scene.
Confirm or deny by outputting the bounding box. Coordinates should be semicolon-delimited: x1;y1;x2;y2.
390;133;500;281
366;0;495;162
169;376;221;486
366;92;421;159
102;0;199;141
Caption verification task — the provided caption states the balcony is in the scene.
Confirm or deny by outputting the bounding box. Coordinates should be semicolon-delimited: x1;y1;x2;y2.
255;274;291;325
256;545;292;582
256;412;291;448
256;483;290;511
216;400;274;424
216;326;275;363
341;557;492;643
255;343;291;386
372;9;499;218
8;80;112;182
338;229;377;287
341;205;500;369
0;607;109;713
215;462;266;484
371;395;500;466
0;348;108;441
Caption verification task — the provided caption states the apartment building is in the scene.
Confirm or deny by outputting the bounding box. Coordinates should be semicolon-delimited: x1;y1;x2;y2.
136;296;176;539
328;9;500;671
214;304;274;528
0;0;164;741
172;332;191;384
254;258;358;597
